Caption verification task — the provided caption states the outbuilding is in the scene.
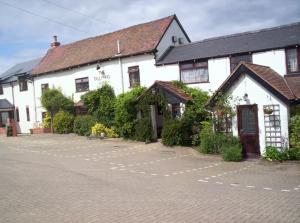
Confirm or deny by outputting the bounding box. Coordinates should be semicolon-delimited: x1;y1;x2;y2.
208;62;300;156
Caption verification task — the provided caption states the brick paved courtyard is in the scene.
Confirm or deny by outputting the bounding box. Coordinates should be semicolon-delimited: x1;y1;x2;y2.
0;134;299;223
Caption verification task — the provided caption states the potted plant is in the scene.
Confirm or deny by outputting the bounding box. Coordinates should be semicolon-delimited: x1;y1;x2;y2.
264;107;274;115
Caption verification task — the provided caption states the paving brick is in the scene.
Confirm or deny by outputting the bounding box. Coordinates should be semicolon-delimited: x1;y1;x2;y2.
0;134;299;223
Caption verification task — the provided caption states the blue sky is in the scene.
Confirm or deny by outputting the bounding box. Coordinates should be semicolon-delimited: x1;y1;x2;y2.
0;0;300;72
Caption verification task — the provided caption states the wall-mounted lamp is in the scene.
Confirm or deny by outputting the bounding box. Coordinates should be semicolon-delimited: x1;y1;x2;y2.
243;93;250;104
96;64;101;70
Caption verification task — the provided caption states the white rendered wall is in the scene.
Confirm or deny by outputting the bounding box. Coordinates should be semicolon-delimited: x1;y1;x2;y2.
253;49;286;76
156;19;190;60
227;74;289;154
34;54;179;124
0;81;36;133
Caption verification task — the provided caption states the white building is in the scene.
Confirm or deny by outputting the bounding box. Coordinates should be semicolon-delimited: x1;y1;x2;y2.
208;62;300;156
31;15;190;129
0;15;190;133
157;22;300;93
0;59;41;134
1;14;299;145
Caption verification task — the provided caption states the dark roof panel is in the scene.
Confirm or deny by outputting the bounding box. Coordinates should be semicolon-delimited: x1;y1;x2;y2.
158;22;300;64
0;58;41;82
0;99;14;109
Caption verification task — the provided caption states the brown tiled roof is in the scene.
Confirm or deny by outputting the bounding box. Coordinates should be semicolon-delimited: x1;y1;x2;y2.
155;81;192;101
284;74;300;99
32;15;176;75
137;80;192;102
245;62;296;100
208;62;298;106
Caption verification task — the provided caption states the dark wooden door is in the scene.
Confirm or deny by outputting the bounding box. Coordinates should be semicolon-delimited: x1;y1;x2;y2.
237;104;260;156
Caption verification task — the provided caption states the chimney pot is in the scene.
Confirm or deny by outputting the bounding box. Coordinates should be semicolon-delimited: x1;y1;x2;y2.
51;35;60;48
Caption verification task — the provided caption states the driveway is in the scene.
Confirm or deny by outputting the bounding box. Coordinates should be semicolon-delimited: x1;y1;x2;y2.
0;134;299;223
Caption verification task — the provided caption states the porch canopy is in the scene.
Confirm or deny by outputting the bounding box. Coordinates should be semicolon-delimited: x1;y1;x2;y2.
137;80;191;104
0;99;14;111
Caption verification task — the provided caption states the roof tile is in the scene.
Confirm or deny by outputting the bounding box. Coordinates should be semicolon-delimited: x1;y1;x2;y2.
33;15;175;75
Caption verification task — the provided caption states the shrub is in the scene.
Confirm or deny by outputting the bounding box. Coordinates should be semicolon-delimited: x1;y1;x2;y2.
284;148;300;160
114;87;146;138
42;112;51;128
53;111;74;134
133;118;152;142
73;115;96;136
221;144;243;161
290;115;300;149
162;119;182;146
41;88;75;132
199;122;226;154
161;118;193;146
91;123;118;138
264;146;285;161
81;84;116;127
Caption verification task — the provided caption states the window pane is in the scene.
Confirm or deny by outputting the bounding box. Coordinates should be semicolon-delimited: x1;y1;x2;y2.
181;67;208;83
230;54;252;72
286;48;298;72
128;66;140;88
180;63;194;69
75;77;89;92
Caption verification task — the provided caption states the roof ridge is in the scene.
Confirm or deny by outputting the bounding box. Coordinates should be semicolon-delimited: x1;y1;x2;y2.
173;21;300;49
56;15;175;49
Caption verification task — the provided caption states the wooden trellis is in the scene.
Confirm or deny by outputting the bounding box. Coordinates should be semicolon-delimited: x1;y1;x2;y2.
264;104;282;148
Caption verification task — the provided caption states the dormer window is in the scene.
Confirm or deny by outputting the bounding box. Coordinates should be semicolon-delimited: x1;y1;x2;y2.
286;47;299;73
19;77;28;91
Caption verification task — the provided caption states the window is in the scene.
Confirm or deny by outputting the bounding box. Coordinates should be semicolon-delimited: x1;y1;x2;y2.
286;48;299;73
41;83;49;94
230;53;252;72
128;66;140;88
180;61;209;84
19;77;28;91
0;84;3;95
75;77;89;92
26;106;30;122
16;107;20;122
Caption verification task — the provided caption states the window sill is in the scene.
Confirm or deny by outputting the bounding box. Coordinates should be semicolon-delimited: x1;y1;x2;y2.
182;81;210;84
75;90;89;93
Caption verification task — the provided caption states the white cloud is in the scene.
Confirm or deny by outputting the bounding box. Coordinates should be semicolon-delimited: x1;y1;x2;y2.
0;0;299;72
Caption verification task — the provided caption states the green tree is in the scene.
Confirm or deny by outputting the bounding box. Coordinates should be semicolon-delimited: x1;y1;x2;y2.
81;84;116;127
40;88;74;132
114;86;146;138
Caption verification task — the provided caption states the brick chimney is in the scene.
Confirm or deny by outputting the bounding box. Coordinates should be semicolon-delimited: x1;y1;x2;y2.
51;35;60;48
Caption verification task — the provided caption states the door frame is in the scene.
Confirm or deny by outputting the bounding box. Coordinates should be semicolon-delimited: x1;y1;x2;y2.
237;104;260;155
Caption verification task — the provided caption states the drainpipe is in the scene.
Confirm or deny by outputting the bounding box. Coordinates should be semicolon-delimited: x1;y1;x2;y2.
119;57;124;93
32;78;37;123
117;40;124;93
10;82;15;106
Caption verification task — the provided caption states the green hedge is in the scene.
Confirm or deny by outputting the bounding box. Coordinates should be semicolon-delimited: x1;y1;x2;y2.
221;144;243;162
114;87;146;138
73;115;96;136
161;119;182;146
264;146;300;161
53;111;74;134
133;117;152;142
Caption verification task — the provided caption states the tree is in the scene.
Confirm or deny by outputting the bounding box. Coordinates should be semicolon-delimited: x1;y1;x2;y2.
114;86;146;138
81;84;116;127
40;88;74;132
